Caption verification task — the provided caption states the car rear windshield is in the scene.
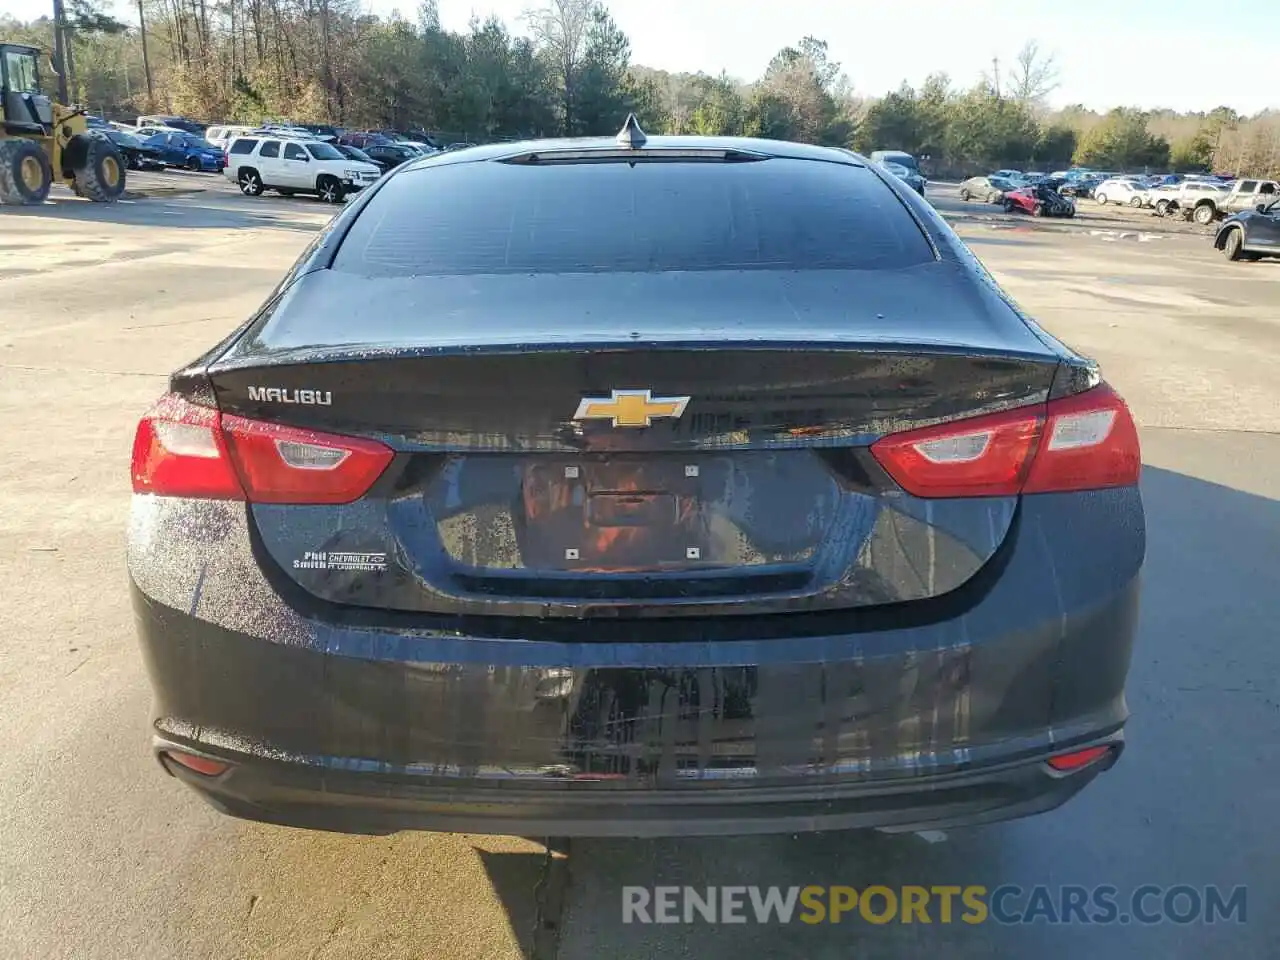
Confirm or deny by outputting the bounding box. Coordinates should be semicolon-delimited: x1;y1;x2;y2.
332;157;934;276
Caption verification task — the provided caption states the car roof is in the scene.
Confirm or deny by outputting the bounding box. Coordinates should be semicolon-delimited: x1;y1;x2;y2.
248;135;329;147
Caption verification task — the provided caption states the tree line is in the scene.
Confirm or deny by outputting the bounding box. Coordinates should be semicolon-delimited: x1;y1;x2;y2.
3;0;1278;178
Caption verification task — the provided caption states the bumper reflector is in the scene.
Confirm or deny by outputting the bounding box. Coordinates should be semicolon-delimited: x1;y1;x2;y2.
1046;744;1112;772
163;750;230;777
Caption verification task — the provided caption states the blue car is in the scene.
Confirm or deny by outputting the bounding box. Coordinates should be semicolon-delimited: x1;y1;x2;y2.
143;131;226;172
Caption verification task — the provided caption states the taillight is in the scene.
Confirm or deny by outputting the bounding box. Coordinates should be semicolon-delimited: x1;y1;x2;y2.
131;394;393;504
1022;383;1141;493
868;406;1042;498
219;413;394;504
131;394;243;499
871;383;1139;498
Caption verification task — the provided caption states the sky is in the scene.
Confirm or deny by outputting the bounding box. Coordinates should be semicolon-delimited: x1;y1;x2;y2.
3;0;1277;115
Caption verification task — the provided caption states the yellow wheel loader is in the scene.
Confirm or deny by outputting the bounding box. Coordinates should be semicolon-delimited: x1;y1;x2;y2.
0;41;126;204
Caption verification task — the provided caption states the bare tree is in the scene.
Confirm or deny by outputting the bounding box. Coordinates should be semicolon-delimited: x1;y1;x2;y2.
52;0;70;102
524;0;594;131
1008;40;1059;104
138;0;154;100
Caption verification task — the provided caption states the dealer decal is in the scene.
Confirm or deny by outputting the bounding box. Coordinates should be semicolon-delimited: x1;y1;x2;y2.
293;551;387;572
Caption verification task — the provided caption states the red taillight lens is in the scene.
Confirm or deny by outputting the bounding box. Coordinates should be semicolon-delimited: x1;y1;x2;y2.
131;394;393;504
869;406;1044;498
871;383;1140;498
131;394;244;499
1022;383;1141;493
220;413;395;504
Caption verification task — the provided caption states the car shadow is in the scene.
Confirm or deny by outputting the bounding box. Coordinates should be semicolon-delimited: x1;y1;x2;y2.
513;463;1280;960
1;195;331;232
475;847;561;959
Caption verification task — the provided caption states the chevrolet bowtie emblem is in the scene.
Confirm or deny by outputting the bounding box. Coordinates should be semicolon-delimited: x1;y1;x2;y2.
573;389;691;428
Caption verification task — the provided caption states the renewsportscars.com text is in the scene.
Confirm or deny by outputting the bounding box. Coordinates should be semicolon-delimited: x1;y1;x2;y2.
622;885;1247;925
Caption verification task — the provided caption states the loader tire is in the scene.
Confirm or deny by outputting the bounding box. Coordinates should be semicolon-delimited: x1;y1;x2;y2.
0;138;53;205
67;133;126;202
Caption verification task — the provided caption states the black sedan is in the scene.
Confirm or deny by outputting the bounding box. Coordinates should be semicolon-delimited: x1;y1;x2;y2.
104;128;163;170
336;143;389;174
129;120;1145;838
1214;198;1280;261
361;142;420;169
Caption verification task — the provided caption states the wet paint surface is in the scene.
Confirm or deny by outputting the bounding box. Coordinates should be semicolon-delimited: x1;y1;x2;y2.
247;450;1018;617
124;155;1144;832
208;339;1056;619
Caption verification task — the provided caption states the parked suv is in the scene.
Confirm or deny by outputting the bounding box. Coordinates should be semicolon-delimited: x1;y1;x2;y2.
1212;179;1280;219
1158;180;1235;223
1214;197;1280;261
1093;178;1147;207
224;135;382;202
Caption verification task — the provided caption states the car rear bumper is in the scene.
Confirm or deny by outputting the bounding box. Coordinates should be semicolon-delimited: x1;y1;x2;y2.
129;486;1144;837
156;732;1122;837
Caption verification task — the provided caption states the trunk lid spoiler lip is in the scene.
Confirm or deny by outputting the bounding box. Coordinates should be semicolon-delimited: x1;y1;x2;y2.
206;338;1065;376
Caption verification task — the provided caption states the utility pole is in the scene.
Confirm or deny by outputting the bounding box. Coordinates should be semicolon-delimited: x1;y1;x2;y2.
991;55;1001;99
52;0;70;103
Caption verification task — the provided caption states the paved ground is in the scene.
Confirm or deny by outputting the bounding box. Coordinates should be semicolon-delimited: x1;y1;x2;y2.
1;184;1277;959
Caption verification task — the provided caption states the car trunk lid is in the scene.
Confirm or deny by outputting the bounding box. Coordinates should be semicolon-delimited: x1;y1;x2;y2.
205;267;1060;620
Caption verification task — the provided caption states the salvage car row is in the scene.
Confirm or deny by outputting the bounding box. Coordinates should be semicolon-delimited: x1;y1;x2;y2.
83;113;465;201
958;172;1079;218
86;116;224;171
957;167;1280;262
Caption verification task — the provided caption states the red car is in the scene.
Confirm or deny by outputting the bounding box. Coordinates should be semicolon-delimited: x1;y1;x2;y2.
1003;184;1076;218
